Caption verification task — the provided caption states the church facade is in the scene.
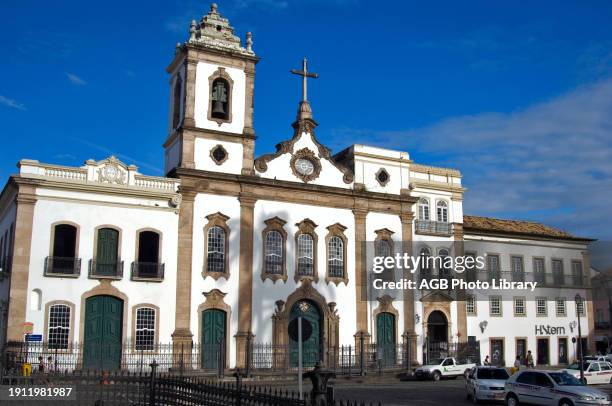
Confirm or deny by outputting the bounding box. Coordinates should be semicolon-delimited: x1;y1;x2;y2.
0;4;595;370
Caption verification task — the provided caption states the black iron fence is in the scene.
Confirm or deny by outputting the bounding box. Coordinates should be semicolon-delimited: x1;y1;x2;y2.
0;362;382;406
424;340;481;366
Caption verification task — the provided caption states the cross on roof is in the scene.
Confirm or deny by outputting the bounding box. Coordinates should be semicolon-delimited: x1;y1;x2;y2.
291;58;318;102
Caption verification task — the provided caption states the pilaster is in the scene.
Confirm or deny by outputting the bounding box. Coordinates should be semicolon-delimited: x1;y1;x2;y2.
453;222;468;343
6;183;36;341
171;188;196;351
236;194;257;367
353;207;369;338
583;250;595;352
400;211;417;364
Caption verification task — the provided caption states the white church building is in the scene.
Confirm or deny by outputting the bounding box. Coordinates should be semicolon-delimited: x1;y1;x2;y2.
0;4;595;370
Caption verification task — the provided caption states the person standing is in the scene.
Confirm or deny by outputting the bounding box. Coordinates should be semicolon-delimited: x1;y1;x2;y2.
484;355;490;366
527;350;535;368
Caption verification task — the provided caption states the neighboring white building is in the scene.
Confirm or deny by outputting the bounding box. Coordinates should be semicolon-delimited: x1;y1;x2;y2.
0;4;595;370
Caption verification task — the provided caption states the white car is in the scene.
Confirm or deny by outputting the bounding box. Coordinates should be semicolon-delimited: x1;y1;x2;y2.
414;357;476;381
466;366;509;403
504;370;610;406
562;360;612;385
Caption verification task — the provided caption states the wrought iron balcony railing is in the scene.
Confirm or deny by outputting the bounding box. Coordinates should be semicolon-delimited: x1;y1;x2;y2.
415;220;452;236
89;259;123;279
44;256;81;277
131;262;164;281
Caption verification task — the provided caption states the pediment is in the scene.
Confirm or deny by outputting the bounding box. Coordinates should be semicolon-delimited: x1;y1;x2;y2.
84;155;131;185
254;121;353;187
420;290;454;303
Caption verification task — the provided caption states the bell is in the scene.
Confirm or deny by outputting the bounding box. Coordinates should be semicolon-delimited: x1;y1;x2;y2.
212;100;225;115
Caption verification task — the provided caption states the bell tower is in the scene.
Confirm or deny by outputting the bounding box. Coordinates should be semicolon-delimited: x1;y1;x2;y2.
164;3;259;175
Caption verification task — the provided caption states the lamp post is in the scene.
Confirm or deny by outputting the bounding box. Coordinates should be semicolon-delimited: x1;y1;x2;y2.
575;294;584;383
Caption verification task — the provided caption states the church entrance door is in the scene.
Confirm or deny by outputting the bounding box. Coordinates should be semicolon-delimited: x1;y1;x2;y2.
426;310;449;363
289;300;321;368
376;312;396;367
201;309;226;370
83;295;123;370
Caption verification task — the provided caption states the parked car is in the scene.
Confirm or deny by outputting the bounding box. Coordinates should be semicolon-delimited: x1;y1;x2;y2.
561;360;612;385
466;366;509;403
504;370;610;406
415;357;476;381
585;356;612;364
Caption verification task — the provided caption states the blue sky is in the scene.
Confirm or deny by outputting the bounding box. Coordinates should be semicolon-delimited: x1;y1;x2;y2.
1;0;611;240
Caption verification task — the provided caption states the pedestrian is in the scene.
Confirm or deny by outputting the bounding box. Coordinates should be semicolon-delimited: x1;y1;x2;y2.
484;355;490;366
38;356;45;373
527;350;534;368
47;356;54;373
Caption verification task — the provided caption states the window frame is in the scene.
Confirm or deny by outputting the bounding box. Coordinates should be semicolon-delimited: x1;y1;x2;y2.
46;221;81;278
294;219;318;283
132;305;159;351
44;301;75;351
436;200;449;223
202;212;230;280
536;297;548;317
555;297;566;317
374;228;395;282
325;223;348;285
261;217;288;283
489;296;502;317
514;297;527;317
466;295;477;316
172;73;183;129
418;198;430;221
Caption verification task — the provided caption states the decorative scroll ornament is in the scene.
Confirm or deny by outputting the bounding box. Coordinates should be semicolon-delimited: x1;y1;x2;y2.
290;148;321;183
97;156;127;185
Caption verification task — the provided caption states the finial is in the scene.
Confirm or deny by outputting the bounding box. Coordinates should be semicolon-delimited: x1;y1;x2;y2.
189;20;197;41
211;3;218;13
246;32;253;53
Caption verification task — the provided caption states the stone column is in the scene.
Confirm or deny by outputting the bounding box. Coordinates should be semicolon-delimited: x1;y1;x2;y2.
453;222;468;343
353;208;371;348
583;250;595;352
180;56;198;169
235;195;257;368
242;61;256;176
6;183;36;341
172;189;196;366
400;212;418;364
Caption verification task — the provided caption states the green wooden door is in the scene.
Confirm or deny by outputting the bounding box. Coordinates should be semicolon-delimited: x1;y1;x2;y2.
97;228;118;276
201;309;226;370
83;295;123;370
376;312;396;367
289;300;321;368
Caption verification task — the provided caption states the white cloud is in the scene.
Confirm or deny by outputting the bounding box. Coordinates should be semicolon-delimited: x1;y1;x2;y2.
0;95;26;110
329;79;612;239
66;72;87;86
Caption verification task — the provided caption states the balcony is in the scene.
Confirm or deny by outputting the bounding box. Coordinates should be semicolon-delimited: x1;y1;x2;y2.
415;220;452;237
89;259;123;279
44;256;81;277
131;262;164;281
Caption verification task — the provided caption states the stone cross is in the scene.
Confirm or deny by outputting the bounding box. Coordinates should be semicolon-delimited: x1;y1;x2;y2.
291;57;318;102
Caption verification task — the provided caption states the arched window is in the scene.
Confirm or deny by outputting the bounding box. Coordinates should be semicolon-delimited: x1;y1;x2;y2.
327;236;344;278
48;304;71;349
48;223;78;275
210;78;230;120
418;198;430;221
438;248;451;279
264;230;283;275
436;201;448;223
207;226;226;274
419;247;432;280
135;307;156;351
203;212;230;279
374;229;394;282
172;75;182;129
297;233;314;276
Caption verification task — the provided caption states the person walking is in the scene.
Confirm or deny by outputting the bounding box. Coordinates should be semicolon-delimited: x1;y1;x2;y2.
484;355;490;366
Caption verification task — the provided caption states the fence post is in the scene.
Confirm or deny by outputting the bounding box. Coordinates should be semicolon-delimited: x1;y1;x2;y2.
233;368;242;406
359;333;365;377
303;362;335;406
149;359;158;406
217;340;224;378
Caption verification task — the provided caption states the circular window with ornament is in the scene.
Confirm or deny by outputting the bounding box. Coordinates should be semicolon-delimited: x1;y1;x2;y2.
290;148;321;182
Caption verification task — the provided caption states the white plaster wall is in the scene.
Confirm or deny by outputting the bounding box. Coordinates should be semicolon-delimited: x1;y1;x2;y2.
24;196;179;343
255;132;351;189
194;137;243;174
357;160;403;195
194;62;245;134
191;193;241;367
0;201;16;343
252;200;356;346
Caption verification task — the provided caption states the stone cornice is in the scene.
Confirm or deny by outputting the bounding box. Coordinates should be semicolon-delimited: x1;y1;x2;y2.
410;179;466;194
175;168;419;214
163;125;257;148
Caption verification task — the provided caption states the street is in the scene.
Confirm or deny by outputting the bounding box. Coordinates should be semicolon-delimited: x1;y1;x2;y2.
326;378;612;406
